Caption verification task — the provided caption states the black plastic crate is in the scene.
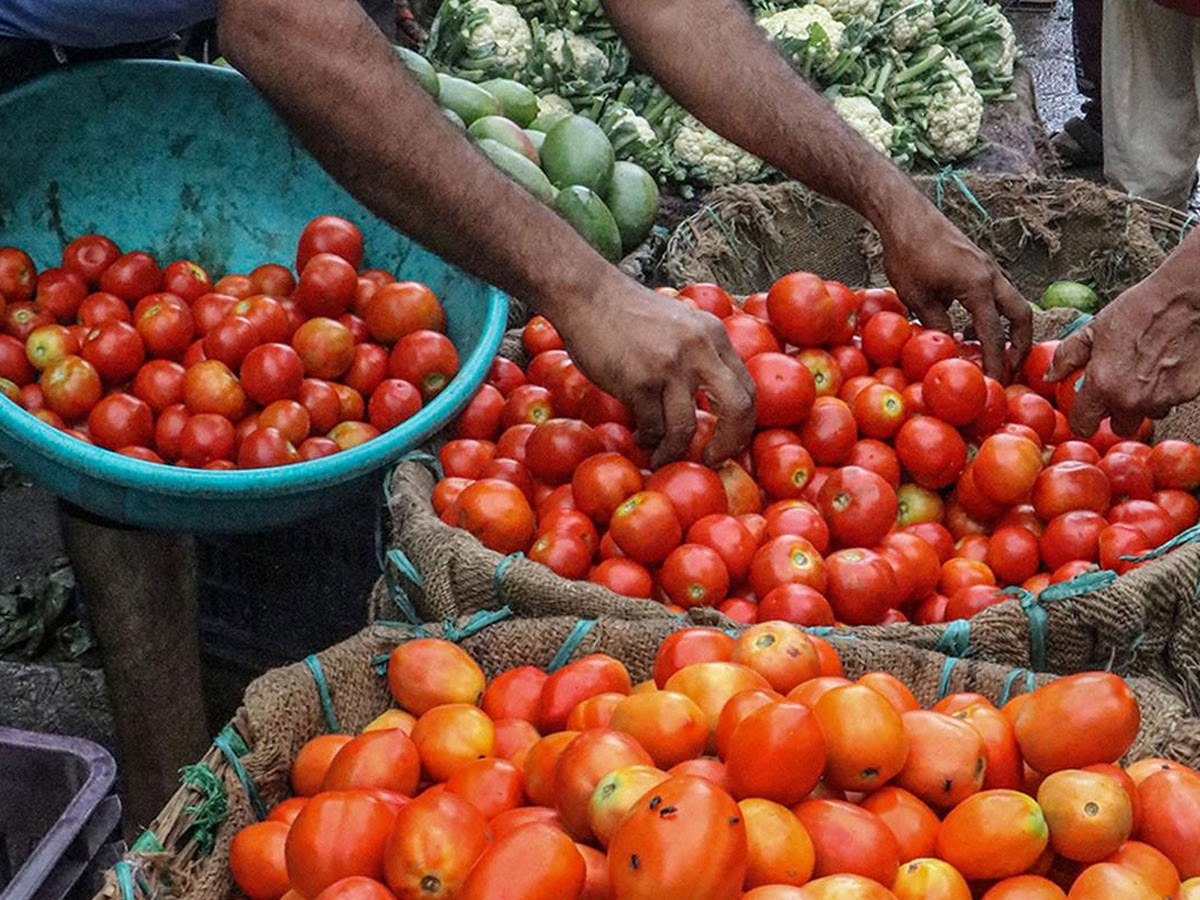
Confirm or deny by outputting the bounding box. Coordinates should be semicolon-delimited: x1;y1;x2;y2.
0;727;123;900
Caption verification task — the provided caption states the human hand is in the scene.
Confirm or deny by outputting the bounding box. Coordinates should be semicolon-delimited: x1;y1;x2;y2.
878;207;1032;379
543;275;756;469
1045;272;1200;437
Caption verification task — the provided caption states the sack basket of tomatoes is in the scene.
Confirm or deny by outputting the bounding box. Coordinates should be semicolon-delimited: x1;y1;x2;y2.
99;613;1200;900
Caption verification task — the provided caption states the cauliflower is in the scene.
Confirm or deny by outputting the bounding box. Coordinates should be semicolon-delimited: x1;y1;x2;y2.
814;0;884;23
832;95;895;155
541;29;610;81
758;5;846;66
881;0;934;50
672;115;764;185
524;24;617;101
919;51;983;159
536;93;574;115
426;0;533;80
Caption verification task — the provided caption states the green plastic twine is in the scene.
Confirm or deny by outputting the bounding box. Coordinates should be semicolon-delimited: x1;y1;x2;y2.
933;167;993;223
213;727;268;822
442;606;514;643
999;667;1038;706
131;830;164;853
805;626;856;641
398;449;445;481
115;861;139;900
304;655;341;735
179;761;228;856
492;552;525;605
935;619;972;658
1038;570;1117;603
936;656;960;700
1058;313;1093;340
547;619;598;673
1125;522;1200;563
385;548;425;626
1002;587;1049;672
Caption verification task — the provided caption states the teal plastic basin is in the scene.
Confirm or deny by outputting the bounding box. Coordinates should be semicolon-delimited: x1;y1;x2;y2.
0;60;507;532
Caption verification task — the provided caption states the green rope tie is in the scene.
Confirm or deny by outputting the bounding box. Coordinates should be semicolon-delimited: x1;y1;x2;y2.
385;548;425;626
178;761;228;857
935;619;972;657
936;656;960;701
304;655;341;735
999;667;1037;707
933;166;992;223
547;619;598;673
398;449;444;480
115;861;139;900
1058;313;1093;340
213;727;268;822
1124;522;1200;563
443;606;514;643
1180;212;1197;245
131;830;164;853
805;626;856;640
493;552;525;605
1038;569;1117;603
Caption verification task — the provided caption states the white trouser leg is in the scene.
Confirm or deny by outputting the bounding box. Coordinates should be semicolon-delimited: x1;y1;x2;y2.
1103;0;1200;209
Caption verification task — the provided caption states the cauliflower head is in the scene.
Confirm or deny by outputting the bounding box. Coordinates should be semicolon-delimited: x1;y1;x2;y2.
541;29;610;81
922;52;983;159
672;115;764;185
758;5;846;64
536;93;574;115
427;0;533;78
814;0;884;23
832;95;895;155
882;0;934;50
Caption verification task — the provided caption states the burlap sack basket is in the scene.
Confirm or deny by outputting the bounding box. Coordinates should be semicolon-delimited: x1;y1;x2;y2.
97;612;1200;900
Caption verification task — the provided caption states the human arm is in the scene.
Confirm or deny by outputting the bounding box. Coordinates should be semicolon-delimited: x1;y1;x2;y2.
603;0;1031;377
1045;229;1200;436
216;0;754;466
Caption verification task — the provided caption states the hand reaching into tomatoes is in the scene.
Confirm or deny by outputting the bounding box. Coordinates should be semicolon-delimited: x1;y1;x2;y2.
540;275;756;469
1046;229;1200;437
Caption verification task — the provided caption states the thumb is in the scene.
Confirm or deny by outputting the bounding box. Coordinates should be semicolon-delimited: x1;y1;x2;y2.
1045;327;1094;382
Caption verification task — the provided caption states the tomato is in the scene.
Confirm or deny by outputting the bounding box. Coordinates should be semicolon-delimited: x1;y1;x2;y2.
387;637;486;717
652;629;735;689
0;333;36;386
453;478;534;553
285;791;395;897
155;260;210;305
729;623;818;695
292;252;356;320
518;418;598;486
763;499;829;550
527;530;590;579
793;348;843;399
255;399;307;447
729;799;813;891
229;820;290;900
750;534;827;597
1014;673;1139;774
537;654;632;734
920;358;986;426
411;703;495;782
814;685;908;792
818;466;898;548
201;314;260;370
385;329;458;400
794;799;900;884
1007;392;1057;444
950;702;1024;791
40;355;102;421
1153;488;1200;532
1149;439;1200;490
723;701;825;805
295;215;363;271
686;514;755;583
1037;769;1133;865
381;790;488;897
658;543;729;609
1136;767;1200;878
892;710;987;809
1039;511;1107;570
825;548;898;625
521;316;563;356
25;324;79;373
848;383;905;440
213;273;254;298
609;490;683;564
248;262;296;297
312;877;395;899
758;585;834;627
319;728;419;798
364;281;445;343
455;383;505;441
745;351;817;428
60;235;119;287
845;439;901;489
860;787;940;862
175;412;235;465
767;271;835;346
34;267;88;322
1102;842;1183;900
675;282;733;318
898;330;956;382
1097;452;1154;503
461;822;585;900
893;417;967;490
936;790;1049;881
485;356;525;398
231;295;292;344
439;439;496;480
588;558;652;598
797;397;855;465
981;876;1067;899
553;728;655;841
97;250;160;301
1032;462;1111;520
823;282;859;345
581;764;669;849
859;311;910;368
239;426;302;467
1097;524;1149;574
974;434;1044;506
297;378;343;434
76;321;143;385
891;859;971;900
1109;499;1177;548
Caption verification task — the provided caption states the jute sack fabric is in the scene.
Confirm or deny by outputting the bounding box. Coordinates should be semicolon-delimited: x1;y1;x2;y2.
97;613;1200;900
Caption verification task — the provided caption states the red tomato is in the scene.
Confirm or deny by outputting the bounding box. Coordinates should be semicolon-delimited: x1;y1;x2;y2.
364;281;445;343
794;799;901;884
1007;392;1056;444
652;629;735;688
818;466;898;548
852;383;907;440
368;378;422;431
524;418;601;486
60;235;120;287
763;499;830;551
294;252;357;319
1153;489;1200;532
299;378;343;433
974;434;1044;506
923;358;986;426
800;398;858;465
825;548;899;625
179;413;237;465
590;558;654;598
229;820;290;900
455;479;535;553
861;311;912;368
900;329;958;381
680;283;735;318
750;535;827;597
687;514;756;583
1032;461;1111;520
285;791;396;897
1137;767;1200;878
40;355;102;421
537;655;632;734
1149;439;1200;490
986;526;1042;585
660;543;731;609
521;316;563;356
1109;500;1176;548
894;416;967;490
239;427;301;468
767;271;835;346
382;790;490;897
34;267;88;322
135;299;194;360
747;352;817;428
294;317;356;381
98;250;161;301
757;443;817;500
825;281;859;344
0;333;36;385
389;329;460;400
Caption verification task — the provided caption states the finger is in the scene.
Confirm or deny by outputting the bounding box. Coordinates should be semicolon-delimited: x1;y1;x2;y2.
904;291;954;334
1068;373;1108;438
997;277;1034;372
963;291;1006;379
1045;327;1095;382
699;354;756;467
630;382;666;451
651;378;699;469
714;328;757;403
1110;409;1145;437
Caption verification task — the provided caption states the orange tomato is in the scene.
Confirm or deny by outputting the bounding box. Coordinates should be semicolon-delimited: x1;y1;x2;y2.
285;791;395;898
382;790;491;898
608;775;748;900
566;692;625;731
731;621;821;693
445;757;525;820
1082;764;1141;833
1013;673;1139;774
608;690;710;769
1136;766;1200;878
743;886;808;899
726;702;827;806
894;710;987;808
291;735;354;797
489;805;563;837
793;799;900;885
859;786;941;862
459;822;586;900
267;797;308;827
1103;841;1181;899
1067;862;1159;898
936;789;1049;881
410;703;495;783
953;702;1024;791
553;728;654;841
321;728;421;797
537;654;632;733
664;661;772;742
652;628;736;688
362;709;417;734
481;666;548;722
387;638;486;715
858;672;920;714
787;676;852;709
715;689;784;759
739;798;815;889
492;717;541;763
587;764;669;847
1126;757;1185;786
791;873;900;898
812;685;909;792
890;858;971;900
667;756;730;791
807;634;845;677
933;692;993;715
1038;769;1133;863
229;821;290;900
576;842;612;900
980;875;1067;899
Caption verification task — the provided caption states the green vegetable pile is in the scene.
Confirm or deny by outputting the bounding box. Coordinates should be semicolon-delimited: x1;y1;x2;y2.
414;0;1019;197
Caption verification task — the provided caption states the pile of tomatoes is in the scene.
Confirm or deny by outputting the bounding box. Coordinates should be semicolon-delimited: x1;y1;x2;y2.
0;216;460;468
432;275;1200;626
225;625;1200;899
